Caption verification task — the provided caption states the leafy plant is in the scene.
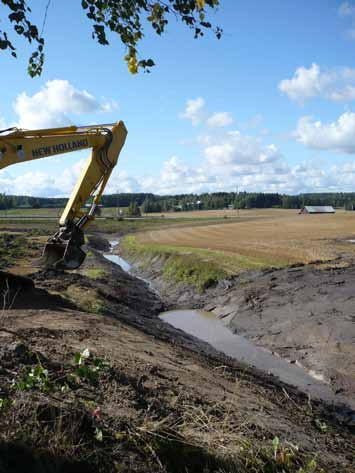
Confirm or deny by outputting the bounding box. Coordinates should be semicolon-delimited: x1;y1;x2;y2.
0;397;13;409
14;364;50;392
72;348;106;385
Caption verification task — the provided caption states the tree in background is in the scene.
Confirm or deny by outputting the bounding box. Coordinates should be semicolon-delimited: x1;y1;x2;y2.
126;201;141;217
0;0;222;77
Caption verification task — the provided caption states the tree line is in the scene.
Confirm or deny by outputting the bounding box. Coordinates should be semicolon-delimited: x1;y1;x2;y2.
1;191;355;212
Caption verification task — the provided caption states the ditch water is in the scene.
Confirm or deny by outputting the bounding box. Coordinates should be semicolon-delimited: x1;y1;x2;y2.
104;240;131;272
104;240;354;410
159;309;353;407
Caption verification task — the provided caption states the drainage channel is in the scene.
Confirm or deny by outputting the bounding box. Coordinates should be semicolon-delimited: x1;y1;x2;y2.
104;240;355;412
104;240;131;272
159;310;355;410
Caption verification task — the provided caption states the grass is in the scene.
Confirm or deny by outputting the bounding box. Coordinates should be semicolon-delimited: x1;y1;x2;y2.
82;268;107;279
65;286;106;314
122;235;229;290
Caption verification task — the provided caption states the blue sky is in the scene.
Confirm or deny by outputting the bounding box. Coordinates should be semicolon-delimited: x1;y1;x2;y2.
2;0;355;196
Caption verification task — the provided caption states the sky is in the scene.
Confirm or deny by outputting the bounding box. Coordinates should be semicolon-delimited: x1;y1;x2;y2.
2;0;355;197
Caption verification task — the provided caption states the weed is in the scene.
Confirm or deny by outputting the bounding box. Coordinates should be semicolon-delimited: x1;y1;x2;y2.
72;348;106;385
14;364;50;392
0;397;13;410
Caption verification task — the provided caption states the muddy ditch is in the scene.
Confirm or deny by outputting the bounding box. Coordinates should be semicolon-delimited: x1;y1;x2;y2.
111;237;355;413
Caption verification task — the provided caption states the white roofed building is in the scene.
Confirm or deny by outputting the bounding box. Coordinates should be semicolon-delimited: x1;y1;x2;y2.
299;206;335;214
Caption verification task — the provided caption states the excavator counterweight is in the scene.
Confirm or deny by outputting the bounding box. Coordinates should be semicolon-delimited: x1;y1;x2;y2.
0;121;127;270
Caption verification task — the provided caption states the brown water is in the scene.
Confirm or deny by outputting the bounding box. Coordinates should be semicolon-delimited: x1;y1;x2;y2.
160;309;355;409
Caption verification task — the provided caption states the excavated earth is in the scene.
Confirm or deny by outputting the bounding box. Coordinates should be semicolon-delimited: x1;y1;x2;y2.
0;233;353;472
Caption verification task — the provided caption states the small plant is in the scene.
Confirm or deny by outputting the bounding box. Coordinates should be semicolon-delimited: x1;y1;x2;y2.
298;458;322;473
313;418;327;433
94;427;103;442
14;364;50;392
72;348;106;385
0;397;13;410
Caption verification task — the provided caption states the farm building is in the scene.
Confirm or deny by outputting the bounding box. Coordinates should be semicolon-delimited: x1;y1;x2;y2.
299;206;335;214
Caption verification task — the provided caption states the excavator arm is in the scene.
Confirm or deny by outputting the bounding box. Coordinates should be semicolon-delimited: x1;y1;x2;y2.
0;121;127;269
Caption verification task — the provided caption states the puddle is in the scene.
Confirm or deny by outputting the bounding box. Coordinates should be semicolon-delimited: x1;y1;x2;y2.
160;309;354;408
104;240;132;272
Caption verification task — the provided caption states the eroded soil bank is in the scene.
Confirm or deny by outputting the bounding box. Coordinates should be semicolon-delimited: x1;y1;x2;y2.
0;235;353;472
118;246;355;403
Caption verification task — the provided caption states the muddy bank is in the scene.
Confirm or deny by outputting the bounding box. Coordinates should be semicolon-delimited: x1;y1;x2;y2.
118;248;355;402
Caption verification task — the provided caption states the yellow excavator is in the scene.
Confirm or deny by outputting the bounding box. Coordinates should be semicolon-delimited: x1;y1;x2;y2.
0;121;127;270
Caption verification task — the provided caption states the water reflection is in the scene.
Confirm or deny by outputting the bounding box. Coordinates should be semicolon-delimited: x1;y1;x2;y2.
160;309;353;407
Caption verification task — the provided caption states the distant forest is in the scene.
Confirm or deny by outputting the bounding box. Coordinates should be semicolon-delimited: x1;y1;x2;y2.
1;192;355;211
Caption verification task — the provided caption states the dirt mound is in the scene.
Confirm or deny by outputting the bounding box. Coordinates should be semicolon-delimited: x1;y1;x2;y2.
0;270;76;311
0;309;353;473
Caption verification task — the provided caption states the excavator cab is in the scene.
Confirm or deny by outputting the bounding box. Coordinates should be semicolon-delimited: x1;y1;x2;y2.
42;225;86;270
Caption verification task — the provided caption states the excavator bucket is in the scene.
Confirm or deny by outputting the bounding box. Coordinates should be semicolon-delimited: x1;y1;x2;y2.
41;226;86;270
42;241;86;270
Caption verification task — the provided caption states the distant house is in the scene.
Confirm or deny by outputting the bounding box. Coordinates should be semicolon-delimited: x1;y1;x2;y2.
299;206;335;214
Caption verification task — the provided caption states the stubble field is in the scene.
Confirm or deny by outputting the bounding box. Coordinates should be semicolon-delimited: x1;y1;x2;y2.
134;209;355;270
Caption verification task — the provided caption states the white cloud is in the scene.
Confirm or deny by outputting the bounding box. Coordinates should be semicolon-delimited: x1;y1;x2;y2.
105;170;141;194
0;158;88;197
203;130;282;166
14;80;117;129
207;112;234;128
179;97;206;125
279;64;329;103
295;112;355;153
141;156;214;194
278;63;355;103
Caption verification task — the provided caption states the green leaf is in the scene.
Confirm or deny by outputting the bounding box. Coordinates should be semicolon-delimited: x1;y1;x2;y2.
95;427;103;442
74;352;82;365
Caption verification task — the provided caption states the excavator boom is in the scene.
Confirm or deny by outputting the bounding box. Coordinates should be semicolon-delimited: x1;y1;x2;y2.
0;121;127;269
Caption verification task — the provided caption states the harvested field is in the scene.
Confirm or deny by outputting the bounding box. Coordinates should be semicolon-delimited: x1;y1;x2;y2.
136;209;355;269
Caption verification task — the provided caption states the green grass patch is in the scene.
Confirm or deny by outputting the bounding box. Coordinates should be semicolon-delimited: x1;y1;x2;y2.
82;268;107;279
65;286;106;315
121;235;229;291
0;233;34;268
121;235;284;291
